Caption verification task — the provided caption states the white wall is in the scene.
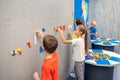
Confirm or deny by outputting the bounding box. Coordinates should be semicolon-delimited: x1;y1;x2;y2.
0;0;74;80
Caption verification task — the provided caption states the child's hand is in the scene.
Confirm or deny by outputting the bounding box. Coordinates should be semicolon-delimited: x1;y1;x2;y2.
34;72;40;80
35;30;42;35
56;27;62;32
35;30;44;39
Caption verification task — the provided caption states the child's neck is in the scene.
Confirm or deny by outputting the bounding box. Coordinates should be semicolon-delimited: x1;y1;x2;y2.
78;35;82;38
45;52;53;59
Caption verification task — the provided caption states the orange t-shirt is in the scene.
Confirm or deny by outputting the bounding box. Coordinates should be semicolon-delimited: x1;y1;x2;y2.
41;51;59;80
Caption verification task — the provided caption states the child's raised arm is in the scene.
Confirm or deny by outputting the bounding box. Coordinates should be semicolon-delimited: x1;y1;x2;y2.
56;27;72;44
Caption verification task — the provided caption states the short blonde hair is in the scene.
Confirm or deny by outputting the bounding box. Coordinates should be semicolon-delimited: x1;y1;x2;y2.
91;21;97;26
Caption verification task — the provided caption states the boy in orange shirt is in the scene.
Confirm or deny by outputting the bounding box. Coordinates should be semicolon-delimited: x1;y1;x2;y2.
34;30;59;80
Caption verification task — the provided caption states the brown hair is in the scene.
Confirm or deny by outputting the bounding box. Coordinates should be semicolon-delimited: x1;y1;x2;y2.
76;18;83;26
43;35;58;53
78;25;88;53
